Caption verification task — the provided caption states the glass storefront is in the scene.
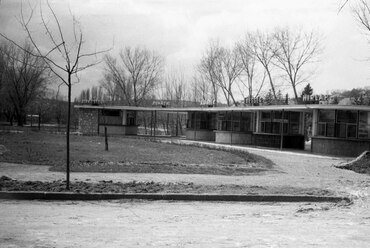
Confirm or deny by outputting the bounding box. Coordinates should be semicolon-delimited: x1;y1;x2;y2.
317;109;370;139
259;111;300;135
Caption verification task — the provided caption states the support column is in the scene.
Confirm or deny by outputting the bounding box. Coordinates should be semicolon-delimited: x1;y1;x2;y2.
154;110;157;137
194;112;197;140
255;111;261;132
300;111;305;135
150;111;153;136
176;112;179;137
230;111;233;145
280;109;284;151
312;109;318;136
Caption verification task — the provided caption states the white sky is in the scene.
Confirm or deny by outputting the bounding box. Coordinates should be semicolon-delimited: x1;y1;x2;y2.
1;0;370;99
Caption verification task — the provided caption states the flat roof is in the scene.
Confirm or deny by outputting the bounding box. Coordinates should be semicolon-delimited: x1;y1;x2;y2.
74;104;370;112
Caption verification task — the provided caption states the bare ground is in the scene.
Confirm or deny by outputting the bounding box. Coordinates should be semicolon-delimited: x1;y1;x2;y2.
1;200;369;248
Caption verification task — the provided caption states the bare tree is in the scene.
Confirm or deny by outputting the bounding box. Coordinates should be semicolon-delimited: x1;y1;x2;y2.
237;34;266;102
103;54;131;104
99;73;123;103
0;43;5;89
198;41;244;106
160;71;188;105
248;31;278;100
213;45;244;106
1;1;109;189
1;41;47;126
103;47;164;106
190;74;212;103
198;40;221;106
273;28;321;100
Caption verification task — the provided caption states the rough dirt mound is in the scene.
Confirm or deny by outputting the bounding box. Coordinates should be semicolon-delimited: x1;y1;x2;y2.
0;145;8;155
0;176;336;196
335;151;370;175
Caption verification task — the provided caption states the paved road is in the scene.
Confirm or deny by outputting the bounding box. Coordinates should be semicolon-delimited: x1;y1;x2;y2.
1;199;370;248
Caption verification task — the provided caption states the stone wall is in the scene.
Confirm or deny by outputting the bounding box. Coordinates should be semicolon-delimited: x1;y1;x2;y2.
78;109;99;135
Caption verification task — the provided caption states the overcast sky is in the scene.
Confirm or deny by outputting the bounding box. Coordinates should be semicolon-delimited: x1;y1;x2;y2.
1;0;369;99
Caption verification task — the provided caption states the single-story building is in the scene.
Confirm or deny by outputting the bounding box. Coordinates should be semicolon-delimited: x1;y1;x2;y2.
75;104;370;157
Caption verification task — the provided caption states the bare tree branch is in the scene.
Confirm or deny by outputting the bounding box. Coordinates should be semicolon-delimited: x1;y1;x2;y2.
273;28;321;100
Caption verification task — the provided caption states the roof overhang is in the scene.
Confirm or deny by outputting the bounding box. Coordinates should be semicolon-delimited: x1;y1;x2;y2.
74;104;370;112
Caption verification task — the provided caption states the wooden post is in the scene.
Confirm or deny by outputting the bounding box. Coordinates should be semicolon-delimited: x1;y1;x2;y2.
166;113;169;135
193;112;196;140
105;126;108;151
38;113;41;131
154;110;157;137
176;112;179;137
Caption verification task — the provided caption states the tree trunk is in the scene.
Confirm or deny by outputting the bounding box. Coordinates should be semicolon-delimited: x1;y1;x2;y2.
66;77;71;190
292;85;299;101
266;70;277;100
16;108;25;126
105;126;108;151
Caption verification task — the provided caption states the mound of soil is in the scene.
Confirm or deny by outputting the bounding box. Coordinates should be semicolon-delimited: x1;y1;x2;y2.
0;176;336;196
0;145;7;155
335;151;370;175
49;160;270;175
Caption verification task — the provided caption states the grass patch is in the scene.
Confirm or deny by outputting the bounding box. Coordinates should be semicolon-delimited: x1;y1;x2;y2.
0;131;274;175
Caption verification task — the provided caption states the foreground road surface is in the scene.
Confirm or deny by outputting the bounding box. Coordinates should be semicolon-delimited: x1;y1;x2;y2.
1;199;370;247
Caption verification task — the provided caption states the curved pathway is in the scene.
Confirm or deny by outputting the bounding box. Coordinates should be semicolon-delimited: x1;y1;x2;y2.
1;139;370;199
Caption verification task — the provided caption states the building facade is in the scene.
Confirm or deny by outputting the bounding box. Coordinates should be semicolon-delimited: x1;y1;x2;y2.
75;104;370;157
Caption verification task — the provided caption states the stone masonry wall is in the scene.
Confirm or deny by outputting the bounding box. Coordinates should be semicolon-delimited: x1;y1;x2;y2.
78;109;99;135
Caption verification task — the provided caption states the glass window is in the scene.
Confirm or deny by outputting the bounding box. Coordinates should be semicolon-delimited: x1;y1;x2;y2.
317;110;357;138
326;123;335;137
259;111;297;134
188;112;215;130
319;110;335;123
126;111;136;126
261;111;271;121
240;112;252;132
233;121;240;132
262;122;271;133
318;123;326;136
359;111;370;139
273;111;282;120
335;123;346;138
217;112;230;131
290;123;300;134
101;109;120;116
272;122;281;134
209;113;217;130
347;124;357;138
290;112;300;122
337;110;357;124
